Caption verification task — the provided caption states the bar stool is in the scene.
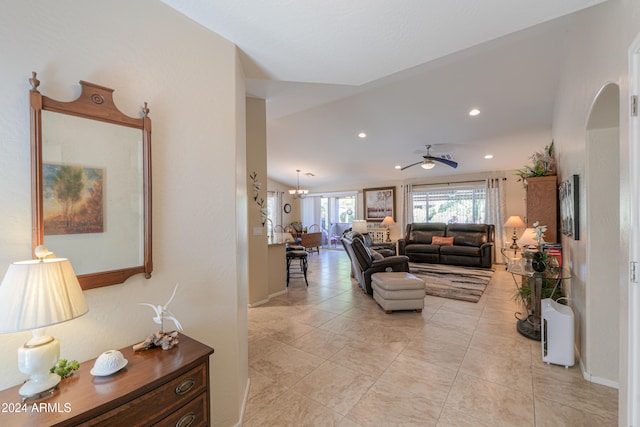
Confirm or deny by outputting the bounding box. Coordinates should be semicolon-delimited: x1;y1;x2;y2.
286;249;308;287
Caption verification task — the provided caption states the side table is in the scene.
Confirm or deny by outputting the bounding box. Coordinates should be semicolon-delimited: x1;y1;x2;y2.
500;246;522;270
507;259;571;341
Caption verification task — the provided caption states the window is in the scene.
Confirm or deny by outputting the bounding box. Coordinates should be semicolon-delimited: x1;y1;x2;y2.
336;196;356;223
411;184;485;224
266;191;280;234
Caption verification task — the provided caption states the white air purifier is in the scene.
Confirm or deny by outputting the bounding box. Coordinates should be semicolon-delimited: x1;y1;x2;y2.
541;297;575;368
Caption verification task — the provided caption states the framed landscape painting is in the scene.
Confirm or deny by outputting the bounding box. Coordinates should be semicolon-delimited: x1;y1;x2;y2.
363;186;395;221
43;162;104;235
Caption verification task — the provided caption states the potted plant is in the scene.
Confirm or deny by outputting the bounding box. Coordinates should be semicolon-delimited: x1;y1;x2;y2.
515;141;556;183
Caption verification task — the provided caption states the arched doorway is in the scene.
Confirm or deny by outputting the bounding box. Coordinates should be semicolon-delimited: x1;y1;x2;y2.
584;83;620;383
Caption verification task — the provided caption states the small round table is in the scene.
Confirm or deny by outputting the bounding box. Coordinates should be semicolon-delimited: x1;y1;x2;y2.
507;259;571;341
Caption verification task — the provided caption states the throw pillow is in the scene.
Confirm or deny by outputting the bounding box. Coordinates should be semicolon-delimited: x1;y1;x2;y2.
432;236;454;246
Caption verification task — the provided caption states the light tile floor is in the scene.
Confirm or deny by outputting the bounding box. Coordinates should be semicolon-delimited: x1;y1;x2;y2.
246;249;618;426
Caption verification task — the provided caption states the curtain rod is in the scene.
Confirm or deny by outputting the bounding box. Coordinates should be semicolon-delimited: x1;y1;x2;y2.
410;177;506;187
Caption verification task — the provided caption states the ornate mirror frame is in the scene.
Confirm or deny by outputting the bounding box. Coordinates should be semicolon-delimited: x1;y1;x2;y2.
29;72;152;290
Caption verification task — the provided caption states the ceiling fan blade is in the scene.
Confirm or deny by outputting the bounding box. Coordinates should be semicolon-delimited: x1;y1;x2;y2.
427;156;458;168
400;161;423;171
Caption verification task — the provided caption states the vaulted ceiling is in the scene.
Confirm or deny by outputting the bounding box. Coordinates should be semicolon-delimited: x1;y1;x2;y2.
163;0;608;190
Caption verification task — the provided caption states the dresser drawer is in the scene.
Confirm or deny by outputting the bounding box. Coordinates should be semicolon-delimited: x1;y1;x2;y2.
80;363;208;426
153;392;208;427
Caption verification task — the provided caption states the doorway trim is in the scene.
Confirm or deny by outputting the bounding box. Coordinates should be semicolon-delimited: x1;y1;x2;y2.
626;32;640;427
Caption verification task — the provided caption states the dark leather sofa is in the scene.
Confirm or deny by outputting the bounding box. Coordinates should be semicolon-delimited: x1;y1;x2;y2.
398;223;495;268
341;232;409;295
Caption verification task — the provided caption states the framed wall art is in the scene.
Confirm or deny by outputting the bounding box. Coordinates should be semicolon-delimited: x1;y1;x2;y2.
363;186;395;221
559;174;580;240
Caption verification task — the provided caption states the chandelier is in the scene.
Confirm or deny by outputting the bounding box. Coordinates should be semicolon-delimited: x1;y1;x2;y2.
289;169;308;199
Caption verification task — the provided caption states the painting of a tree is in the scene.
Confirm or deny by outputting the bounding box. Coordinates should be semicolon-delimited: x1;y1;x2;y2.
43;163;104;235
363;187;395;221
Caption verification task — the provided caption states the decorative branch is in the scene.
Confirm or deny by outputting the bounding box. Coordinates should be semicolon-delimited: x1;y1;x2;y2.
250;172;268;226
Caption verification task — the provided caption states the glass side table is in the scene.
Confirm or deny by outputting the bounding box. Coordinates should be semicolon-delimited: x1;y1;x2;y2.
507;258;571;341
500;246;523;270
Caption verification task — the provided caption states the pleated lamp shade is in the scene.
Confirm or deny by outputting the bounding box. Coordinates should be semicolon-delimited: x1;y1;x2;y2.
0;257;88;333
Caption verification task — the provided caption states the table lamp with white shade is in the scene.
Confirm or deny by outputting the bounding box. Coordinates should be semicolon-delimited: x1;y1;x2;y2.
352;220;367;234
0;246;88;398
381;216;395;242
518;228;544;250
504;215;526;250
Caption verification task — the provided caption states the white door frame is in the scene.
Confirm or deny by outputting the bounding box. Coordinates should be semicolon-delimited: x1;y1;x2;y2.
627;33;640;427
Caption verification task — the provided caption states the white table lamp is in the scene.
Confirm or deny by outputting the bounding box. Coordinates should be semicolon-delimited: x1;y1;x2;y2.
0;246;88;398
352;220;367;234
518;228;543;249
381;216;395;242
504;215;526;250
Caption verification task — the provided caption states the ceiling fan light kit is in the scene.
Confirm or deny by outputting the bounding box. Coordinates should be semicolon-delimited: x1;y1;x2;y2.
421;160;436;169
401;145;458;171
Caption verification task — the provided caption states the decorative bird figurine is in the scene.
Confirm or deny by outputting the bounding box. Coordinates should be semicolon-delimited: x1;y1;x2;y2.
139;283;184;333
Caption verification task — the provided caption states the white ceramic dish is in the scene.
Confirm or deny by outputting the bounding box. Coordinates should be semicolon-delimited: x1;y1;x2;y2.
90;358;128;376
91;350;128;376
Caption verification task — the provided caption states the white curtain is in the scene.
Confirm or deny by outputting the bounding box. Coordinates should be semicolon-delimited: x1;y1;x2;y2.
300;196;321;229
485;178;506;263
401;184;413;233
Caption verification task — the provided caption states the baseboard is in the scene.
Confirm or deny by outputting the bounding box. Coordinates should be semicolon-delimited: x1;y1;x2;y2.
233;378;251;427
577;348;620;389
248;299;269;307
248;289;287;308
269;290;287;299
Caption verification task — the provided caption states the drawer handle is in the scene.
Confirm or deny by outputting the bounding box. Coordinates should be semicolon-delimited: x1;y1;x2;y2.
175;411;196;427
175;378;196;395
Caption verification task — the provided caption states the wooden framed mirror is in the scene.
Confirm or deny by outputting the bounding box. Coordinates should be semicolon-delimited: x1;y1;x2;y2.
29;72;152;290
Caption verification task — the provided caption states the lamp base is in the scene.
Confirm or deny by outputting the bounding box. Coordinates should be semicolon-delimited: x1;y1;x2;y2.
19;374;60;398
17;329;61;398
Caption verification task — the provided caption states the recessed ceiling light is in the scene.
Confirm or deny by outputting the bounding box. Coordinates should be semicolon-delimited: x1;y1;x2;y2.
358;132;367;138
484;154;494;159
469;108;481;116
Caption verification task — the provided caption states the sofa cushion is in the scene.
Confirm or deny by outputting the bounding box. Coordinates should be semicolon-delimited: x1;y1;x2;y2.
407;223;446;243
405;244;440;254
369;248;384;260
432;236;454;246
440;245;481;256
446;224;489;247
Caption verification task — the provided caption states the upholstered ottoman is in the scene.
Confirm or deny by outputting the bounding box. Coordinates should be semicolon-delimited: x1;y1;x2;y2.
371;272;425;314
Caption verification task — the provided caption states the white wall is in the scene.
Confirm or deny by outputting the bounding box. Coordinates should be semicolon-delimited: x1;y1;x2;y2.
551;0;640;422
0;1;247;426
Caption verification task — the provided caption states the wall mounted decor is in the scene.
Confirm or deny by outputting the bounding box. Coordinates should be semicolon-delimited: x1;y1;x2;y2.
559;174;580;240
29;72;152;290
249;171;267;225
363;186;395;221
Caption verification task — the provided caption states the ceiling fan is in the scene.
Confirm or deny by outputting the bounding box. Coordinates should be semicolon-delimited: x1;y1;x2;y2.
400;145;458;170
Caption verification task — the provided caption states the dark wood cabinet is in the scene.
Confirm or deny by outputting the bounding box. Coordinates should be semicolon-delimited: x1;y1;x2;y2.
525;176;558;243
0;334;213;427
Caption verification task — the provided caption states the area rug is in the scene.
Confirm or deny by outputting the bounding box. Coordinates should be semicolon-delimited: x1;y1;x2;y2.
408;262;495;303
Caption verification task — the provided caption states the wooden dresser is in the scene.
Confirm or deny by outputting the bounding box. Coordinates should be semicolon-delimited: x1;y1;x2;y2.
0;334;214;427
